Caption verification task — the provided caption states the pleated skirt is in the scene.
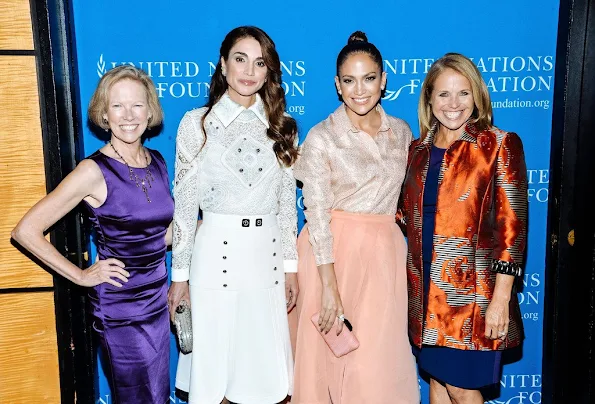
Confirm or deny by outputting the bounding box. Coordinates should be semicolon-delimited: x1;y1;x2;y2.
175;212;293;404
291;210;420;404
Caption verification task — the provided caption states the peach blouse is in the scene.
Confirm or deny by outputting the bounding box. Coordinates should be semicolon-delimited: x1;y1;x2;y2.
294;104;412;265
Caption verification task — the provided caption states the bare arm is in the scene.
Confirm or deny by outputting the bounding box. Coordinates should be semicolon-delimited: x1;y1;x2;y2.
11;159;129;287
485;273;516;340
165;221;173;247
316;263;344;335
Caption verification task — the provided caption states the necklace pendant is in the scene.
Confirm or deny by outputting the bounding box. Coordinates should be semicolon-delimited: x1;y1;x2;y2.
109;141;154;203
142;186;151;203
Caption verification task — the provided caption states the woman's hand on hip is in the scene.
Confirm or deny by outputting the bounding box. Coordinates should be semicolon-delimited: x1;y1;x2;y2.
168;281;190;322
79;258;129;288
285;273;299;313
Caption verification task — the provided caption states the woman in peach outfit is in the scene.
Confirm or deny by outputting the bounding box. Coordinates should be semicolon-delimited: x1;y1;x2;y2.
291;31;420;404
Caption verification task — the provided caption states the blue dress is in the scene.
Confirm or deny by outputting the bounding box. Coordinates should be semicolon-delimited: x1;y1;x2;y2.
412;145;502;389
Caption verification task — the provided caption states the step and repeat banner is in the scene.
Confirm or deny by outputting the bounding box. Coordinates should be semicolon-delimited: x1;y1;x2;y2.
71;1;558;402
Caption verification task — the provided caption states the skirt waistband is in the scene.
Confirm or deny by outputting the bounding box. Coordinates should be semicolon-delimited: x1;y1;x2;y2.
331;209;395;223
201;212;277;229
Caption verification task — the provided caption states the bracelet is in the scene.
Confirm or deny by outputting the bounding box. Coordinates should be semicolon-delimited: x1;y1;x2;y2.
491;260;523;277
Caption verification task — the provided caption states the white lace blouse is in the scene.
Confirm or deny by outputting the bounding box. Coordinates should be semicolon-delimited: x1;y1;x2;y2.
171;93;298;282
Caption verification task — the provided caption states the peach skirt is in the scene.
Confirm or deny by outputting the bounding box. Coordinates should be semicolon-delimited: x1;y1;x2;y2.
290;210;420;404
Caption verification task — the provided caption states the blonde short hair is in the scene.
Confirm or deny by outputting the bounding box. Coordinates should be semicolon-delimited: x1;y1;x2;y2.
418;53;492;139
88;65;163;130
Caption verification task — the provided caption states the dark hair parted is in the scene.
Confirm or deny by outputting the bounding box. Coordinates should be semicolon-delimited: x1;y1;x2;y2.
201;26;298;167
336;31;383;75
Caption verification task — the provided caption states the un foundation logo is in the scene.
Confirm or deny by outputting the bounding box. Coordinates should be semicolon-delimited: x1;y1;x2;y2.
93;54;307;109
383;79;421;102
97;54;107;77
527;169;549;203
93;54;211;98
381;55;554;110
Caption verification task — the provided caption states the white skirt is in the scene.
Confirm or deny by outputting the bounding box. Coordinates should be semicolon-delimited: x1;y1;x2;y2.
175;212;293;404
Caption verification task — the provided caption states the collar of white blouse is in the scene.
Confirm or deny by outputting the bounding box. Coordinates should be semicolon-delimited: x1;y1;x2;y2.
212;92;270;129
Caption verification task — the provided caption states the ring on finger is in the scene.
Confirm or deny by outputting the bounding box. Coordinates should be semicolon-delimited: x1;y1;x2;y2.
337;314;345;322
498;331;506;337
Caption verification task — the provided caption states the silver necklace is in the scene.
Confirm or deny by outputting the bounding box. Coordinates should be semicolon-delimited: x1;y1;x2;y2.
109;141;154;202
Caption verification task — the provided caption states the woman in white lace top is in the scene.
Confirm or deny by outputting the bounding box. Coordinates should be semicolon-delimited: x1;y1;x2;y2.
168;26;299;404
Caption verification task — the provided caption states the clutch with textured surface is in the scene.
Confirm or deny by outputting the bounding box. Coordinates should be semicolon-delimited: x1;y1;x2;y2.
311;312;359;357
174;300;193;354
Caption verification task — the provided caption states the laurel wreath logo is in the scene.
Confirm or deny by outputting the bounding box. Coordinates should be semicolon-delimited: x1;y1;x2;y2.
382;81;420;101
97;54;106;77
486;397;536;404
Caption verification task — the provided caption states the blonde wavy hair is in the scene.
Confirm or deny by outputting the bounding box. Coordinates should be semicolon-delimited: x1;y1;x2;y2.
418;53;492;139
88;65;163;130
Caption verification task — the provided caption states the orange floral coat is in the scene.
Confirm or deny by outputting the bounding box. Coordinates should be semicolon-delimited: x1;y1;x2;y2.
400;123;527;351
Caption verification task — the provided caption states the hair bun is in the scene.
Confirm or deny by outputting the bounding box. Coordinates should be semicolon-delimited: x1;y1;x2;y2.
347;31;368;44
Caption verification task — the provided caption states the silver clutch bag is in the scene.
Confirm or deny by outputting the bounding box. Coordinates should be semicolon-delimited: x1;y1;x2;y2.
174;300;193;354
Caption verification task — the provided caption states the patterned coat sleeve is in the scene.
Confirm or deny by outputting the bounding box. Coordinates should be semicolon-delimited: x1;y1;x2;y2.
293;128;335;265
492;132;528;277
171;109;205;282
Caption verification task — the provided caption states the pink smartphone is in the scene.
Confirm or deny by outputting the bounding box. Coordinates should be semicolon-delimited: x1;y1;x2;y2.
311;312;360;357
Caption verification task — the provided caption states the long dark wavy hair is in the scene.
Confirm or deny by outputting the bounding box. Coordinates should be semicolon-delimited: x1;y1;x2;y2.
201;26;298;167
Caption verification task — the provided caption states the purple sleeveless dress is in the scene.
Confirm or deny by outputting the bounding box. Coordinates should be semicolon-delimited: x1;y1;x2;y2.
84;149;174;404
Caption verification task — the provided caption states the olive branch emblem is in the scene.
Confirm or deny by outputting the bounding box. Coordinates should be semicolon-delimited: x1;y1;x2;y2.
382;80;421;101
97;54;106;77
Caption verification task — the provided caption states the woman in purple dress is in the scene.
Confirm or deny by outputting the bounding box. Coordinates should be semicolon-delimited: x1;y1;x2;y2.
12;65;174;404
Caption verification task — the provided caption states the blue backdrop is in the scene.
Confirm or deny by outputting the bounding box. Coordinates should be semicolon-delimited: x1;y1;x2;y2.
71;1;558;403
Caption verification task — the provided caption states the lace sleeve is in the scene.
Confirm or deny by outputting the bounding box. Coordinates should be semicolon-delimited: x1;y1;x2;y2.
293;128;334;265
278;157;298;273
171;109;206;282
